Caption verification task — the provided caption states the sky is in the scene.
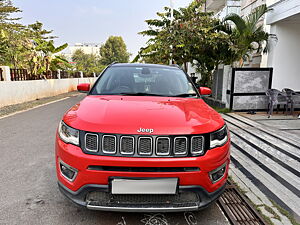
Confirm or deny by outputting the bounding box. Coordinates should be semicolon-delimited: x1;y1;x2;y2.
13;0;192;58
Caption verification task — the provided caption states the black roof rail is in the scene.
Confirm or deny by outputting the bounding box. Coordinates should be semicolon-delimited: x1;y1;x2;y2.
170;64;182;69
108;62;118;67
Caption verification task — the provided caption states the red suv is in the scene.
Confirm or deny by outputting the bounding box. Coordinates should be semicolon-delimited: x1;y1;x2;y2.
56;63;230;212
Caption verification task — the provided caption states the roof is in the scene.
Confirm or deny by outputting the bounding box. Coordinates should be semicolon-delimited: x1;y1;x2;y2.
110;63;181;70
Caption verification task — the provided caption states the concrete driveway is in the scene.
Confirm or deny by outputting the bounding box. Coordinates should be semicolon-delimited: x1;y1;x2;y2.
0;94;228;225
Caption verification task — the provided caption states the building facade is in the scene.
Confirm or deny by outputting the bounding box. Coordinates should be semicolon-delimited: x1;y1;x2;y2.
266;0;300;91
64;43;101;61
206;0;300;93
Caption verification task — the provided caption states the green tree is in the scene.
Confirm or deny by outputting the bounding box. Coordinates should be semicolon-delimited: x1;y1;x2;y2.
72;49;104;74
0;0;21;28
30;39;68;76
100;36;130;65
136;0;237;87
0;0;23;64
223;4;271;66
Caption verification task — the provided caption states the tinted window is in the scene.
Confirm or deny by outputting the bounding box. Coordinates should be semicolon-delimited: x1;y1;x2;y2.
90;66;197;97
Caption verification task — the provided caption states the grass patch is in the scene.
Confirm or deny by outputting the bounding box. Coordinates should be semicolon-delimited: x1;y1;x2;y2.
264;205;281;221
0;91;79;117
212;107;231;114
228;176;248;195
270;199;300;225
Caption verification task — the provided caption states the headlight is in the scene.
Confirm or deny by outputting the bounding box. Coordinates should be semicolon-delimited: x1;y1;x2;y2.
210;125;228;149
58;121;79;146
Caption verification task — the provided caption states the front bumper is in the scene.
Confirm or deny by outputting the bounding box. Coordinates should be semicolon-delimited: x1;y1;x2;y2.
58;181;226;212
56;134;230;211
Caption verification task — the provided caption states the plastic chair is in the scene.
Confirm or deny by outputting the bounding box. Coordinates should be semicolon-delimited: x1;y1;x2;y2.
282;88;300;115
265;89;286;118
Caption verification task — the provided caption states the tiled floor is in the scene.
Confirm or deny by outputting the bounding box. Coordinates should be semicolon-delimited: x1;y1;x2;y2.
223;113;300;224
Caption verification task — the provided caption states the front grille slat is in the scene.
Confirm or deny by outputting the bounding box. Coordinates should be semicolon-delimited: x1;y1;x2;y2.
138;137;152;155
102;135;116;154
174;137;187;155
191;136;204;155
120;136;134;155
156;137;170;156
85;133;99;152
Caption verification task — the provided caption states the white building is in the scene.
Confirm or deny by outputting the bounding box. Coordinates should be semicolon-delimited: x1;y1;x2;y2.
266;0;300;91
206;0;300;92
64;43;101;60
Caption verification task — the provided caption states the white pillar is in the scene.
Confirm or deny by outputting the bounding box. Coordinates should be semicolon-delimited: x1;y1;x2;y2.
57;69;61;79
80;71;83;78
0;66;11;81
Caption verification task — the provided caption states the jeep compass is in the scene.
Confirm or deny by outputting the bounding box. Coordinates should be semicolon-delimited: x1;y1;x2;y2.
56;63;230;212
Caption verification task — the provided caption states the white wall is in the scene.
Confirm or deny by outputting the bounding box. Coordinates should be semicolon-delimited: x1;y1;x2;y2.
267;21;300;91
0;78;97;108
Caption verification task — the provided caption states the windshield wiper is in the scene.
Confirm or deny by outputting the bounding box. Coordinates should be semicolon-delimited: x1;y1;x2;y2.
169;93;198;97
119;92;167;96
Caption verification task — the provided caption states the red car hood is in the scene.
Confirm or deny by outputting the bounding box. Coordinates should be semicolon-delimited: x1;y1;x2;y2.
63;95;225;135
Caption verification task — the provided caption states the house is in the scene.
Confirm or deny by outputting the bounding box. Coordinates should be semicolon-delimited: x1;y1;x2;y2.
205;0;300;110
64;43;100;61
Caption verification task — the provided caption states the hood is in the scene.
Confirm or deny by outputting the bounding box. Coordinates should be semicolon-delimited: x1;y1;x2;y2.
63;95;225;135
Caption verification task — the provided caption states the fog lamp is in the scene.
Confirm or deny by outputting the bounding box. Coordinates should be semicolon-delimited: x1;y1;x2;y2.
209;163;226;183
59;160;78;182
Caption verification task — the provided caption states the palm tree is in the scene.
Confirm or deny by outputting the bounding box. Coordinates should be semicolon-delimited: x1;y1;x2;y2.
223;4;272;66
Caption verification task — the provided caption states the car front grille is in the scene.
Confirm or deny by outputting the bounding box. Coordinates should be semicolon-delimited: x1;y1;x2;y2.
138;137;152;155
102;135;116;154
120;136;134;155
85;133;98;152
174;137;187;155
86;191;199;208
83;133;207;157
191;136;204;155
156;137;170;155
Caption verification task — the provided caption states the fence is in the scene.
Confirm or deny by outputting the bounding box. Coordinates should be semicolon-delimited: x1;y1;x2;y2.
10;69;32;81
2;68;96;81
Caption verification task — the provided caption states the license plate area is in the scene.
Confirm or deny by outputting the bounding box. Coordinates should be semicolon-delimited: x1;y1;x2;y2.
110;178;178;195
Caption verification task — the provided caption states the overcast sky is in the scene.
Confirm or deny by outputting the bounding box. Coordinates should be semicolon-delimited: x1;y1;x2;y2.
14;0;192;58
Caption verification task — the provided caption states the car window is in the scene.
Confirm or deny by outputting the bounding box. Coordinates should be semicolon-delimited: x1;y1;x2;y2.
90;66;197;97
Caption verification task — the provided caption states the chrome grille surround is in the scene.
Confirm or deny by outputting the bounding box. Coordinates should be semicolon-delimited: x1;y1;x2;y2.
156;137;170;156
81;132;208;157
120;136;134;155
174;137;188;155
138;137;152;155
191;136;204;155
85;133;99;152
102;135;117;154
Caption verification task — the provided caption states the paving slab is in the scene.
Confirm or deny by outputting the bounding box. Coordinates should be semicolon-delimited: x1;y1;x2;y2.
223;113;300;223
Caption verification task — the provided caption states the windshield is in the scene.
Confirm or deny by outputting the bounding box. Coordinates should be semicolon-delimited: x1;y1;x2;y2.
90;66;198;97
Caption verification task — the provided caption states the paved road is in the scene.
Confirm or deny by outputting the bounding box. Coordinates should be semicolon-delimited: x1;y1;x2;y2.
0;94;228;225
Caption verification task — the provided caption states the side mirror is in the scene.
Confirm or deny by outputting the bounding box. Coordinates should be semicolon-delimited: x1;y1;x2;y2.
199;87;211;96
77;83;90;93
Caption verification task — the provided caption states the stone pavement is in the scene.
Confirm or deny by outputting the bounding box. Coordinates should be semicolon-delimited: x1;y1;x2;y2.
241;112;300;137
223;113;300;224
